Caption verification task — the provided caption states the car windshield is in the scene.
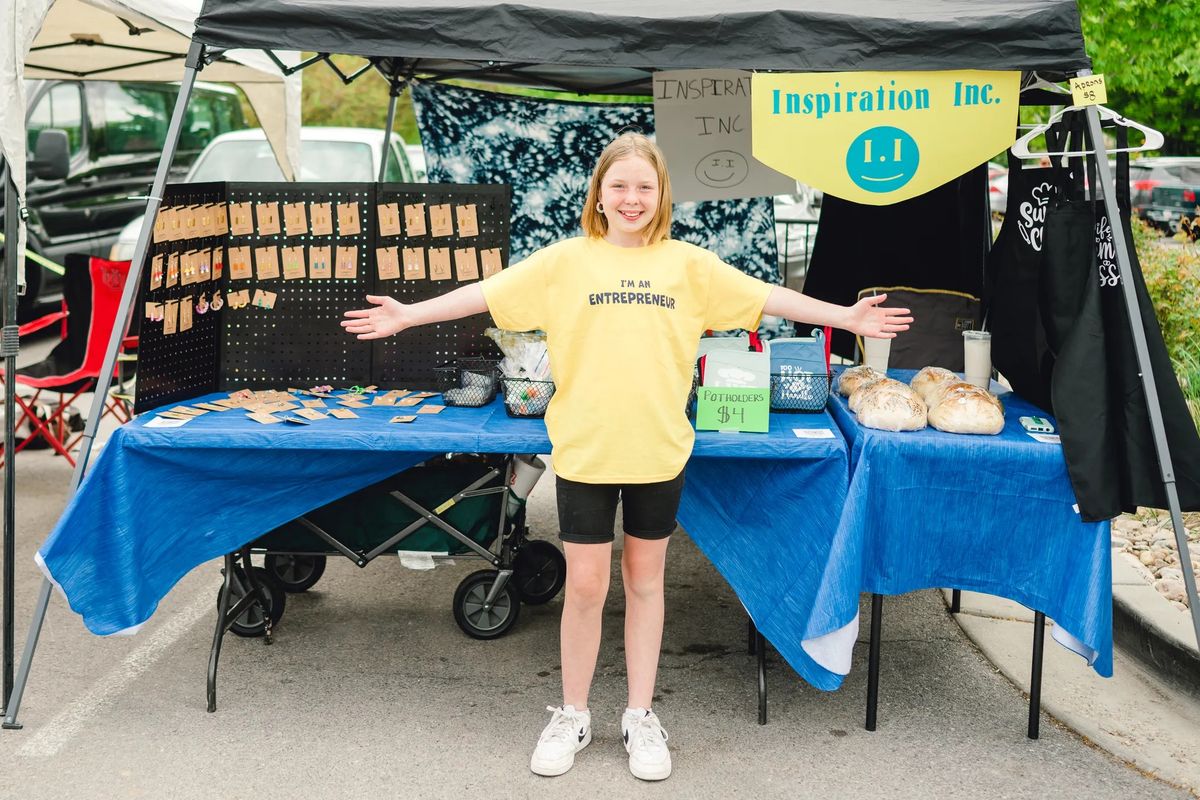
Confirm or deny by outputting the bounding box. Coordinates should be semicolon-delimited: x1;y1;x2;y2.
190;139;375;182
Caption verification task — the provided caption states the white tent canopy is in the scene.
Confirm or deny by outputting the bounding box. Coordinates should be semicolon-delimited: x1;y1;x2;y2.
1;0;302;286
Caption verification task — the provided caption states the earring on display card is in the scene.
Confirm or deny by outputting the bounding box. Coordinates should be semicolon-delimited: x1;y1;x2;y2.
196;293;209;315
210;290;224;311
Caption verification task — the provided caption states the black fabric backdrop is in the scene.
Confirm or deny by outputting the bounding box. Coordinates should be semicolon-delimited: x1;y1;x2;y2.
800;167;989;360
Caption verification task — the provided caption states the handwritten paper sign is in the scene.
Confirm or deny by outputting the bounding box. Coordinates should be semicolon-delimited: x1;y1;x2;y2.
653;69;794;202
695;387;769;433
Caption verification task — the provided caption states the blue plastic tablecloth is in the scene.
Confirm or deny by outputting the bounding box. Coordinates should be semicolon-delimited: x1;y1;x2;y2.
827;369;1113;677
37;393;858;690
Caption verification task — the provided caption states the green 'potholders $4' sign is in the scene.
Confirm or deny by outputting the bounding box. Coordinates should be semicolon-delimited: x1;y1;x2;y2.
695;387;770;433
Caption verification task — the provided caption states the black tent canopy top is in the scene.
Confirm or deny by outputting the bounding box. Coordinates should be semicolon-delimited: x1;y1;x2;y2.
194;0;1090;94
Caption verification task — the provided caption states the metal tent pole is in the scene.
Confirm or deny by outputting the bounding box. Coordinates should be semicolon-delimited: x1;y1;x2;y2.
3;41;208;730
1080;81;1200;652
378;81;400;183
2;162;20;712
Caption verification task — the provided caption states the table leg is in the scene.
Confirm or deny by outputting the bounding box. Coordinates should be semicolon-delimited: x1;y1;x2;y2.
207;553;235;713
747;615;757;655
757;631;767;725
950;589;961;614
865;593;882;732
1028;611;1046;740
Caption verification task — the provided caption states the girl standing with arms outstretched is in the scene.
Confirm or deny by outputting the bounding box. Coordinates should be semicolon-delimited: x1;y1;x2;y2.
343;133;911;781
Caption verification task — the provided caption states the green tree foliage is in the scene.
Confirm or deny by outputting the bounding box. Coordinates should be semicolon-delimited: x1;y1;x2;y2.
301;55;419;143
1077;0;1200;154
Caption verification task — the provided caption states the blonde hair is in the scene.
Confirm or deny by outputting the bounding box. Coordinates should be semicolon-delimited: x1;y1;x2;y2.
581;133;673;244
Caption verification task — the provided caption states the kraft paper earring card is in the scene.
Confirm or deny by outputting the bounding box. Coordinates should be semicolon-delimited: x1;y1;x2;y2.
179;251;194;286
163;300;179;335
228;246;252;280
480;248;503;278
429;204;453;237
212;249;224;281
255;245;281;280
428;247;452;281
166;253;180;287
337;202;361;236
453;247;479;281
153;208;170;242
145;301;162;321
403;203;427;236
455;204;479;237
255;201;281;235
283;202;309;237
167;207;184;241
229;202;254;235
150;255;164;290
310;202;333;236
282;246;307;280
251;289;278;310
402;247;425;280
182;206;200;239
309;245;332;279
335;246;359;279
197;204;215;238
215;202;229;235
179;295;194;332
198;249;213;282
377;203;402;237
376;246;401;280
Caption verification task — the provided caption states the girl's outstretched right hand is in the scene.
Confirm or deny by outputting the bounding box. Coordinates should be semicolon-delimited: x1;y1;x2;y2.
341;294;413;340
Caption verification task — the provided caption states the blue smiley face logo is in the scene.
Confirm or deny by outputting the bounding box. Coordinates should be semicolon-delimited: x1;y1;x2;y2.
846;126;920;193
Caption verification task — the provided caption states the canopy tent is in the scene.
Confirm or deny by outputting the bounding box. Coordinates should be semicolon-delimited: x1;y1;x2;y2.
5;0;1198;730
194;0;1090;93
1;0;302;287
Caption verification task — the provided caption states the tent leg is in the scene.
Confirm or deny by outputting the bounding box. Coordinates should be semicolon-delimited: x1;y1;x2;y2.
2;165;19;712
378;83;400;182
2;579;51;729
1081;93;1200;652
1;41;209;731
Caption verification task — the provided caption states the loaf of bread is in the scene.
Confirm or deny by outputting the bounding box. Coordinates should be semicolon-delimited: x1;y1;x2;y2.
848;377;906;412
838;365;886;397
927;382;1005;435
853;380;928;431
910;366;959;403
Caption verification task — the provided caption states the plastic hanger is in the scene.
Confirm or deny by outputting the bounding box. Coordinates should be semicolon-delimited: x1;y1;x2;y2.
1011;104;1163;159
1020;72;1071;96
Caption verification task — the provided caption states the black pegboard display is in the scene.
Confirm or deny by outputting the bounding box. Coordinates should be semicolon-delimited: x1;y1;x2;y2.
373;183;510;389
132;181;512;411
220;182;375;390
134;181;226;414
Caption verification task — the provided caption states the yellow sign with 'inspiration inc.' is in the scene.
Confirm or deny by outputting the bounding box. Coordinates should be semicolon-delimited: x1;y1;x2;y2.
752;70;1020;206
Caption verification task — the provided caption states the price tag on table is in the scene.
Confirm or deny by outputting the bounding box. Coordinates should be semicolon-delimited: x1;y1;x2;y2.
695;387;769;433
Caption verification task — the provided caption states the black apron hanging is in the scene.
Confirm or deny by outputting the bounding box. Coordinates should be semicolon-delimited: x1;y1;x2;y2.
984;128;1067;413
1042;113;1200;521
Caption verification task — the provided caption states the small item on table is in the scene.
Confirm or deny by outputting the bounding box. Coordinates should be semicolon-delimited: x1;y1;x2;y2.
328;408;359;419
837;365;885;397
295;408;328;421
848;377;906;413
389;415;417;424
395;397;422;407
169;406;207;417
246;412;282;424
852;380;927;431
372;395;396;406
193;402;231;412
280;416;311;425
417;404;445;414
301;399;327;409
926;382;1004;435
910;366;959;404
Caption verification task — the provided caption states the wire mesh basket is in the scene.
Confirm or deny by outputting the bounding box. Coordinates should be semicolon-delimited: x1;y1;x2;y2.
770;371;832;413
433;359;499;407
500;377;555;418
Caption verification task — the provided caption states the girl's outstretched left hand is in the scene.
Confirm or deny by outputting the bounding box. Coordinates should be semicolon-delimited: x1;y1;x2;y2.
845;293;913;339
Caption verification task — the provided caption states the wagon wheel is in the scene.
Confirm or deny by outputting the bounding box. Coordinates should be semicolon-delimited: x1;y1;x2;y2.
264;554;327;592
512;540;566;605
453;570;521;640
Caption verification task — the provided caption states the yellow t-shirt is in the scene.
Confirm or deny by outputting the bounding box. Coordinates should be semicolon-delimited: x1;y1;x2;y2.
481;236;772;484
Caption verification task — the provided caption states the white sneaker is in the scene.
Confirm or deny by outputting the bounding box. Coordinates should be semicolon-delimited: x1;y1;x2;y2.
530;705;592;776
622;708;672;781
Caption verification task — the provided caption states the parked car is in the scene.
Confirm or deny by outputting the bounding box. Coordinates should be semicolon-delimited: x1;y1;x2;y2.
1129;157;1200;216
3;79;250;320
111;127;418;260
1140;184;1200;234
988;164;1008;216
404;143;428;183
773;182;821;286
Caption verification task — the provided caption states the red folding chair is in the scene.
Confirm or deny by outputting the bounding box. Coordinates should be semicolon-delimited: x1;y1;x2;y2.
1;255;135;466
